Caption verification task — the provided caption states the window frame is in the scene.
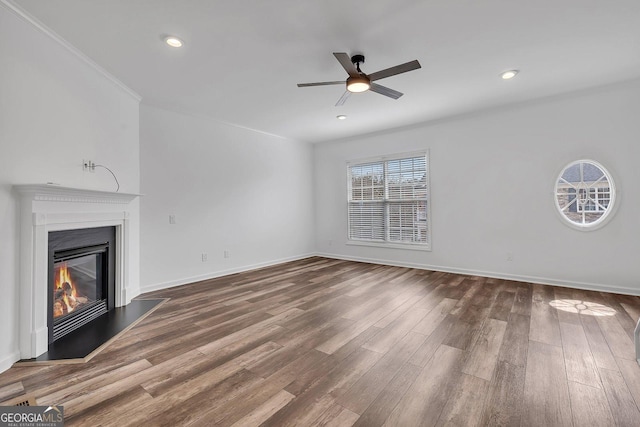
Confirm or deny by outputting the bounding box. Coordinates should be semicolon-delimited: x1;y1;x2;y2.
346;151;431;251
553;159;618;231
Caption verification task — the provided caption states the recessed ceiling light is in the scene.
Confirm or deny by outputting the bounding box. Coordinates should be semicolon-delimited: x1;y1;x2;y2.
164;36;183;48
337;115;347;120
501;70;519;80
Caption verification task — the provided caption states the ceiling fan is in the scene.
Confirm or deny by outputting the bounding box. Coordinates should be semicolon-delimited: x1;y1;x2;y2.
297;53;421;106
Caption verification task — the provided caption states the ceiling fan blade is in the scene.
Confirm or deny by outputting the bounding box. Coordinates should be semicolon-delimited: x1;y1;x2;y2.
333;52;359;78
297;81;344;87
335;91;351;106
367;60;421;82
369;83;403;99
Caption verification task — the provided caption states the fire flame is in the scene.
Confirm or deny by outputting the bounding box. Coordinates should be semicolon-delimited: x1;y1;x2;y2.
53;262;78;318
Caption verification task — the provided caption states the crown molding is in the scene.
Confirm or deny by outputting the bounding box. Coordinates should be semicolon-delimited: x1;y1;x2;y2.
0;0;142;102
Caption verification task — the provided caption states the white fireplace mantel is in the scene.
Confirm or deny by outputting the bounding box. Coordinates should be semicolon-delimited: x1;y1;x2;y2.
14;184;140;359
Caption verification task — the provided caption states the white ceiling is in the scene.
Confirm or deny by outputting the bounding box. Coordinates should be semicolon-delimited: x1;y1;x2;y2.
13;0;640;143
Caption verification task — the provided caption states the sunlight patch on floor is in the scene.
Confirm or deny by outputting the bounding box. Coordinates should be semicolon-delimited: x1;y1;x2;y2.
549;299;617;316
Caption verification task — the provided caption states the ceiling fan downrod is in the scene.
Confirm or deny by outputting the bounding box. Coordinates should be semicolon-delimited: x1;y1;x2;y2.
351;54;365;73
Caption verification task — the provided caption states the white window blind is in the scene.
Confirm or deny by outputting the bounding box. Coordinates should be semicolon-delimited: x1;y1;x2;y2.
348;153;430;248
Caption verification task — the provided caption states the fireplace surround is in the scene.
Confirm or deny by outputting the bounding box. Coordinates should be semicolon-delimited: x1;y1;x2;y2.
14;184;139;359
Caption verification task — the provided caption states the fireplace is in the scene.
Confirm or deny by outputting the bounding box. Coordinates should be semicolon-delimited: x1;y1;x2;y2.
14;184;140;359
48;227;116;342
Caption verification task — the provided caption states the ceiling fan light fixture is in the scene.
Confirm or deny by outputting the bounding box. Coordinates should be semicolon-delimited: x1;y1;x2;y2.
346;76;371;93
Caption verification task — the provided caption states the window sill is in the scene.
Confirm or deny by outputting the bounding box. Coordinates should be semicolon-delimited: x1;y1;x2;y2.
346;240;431;252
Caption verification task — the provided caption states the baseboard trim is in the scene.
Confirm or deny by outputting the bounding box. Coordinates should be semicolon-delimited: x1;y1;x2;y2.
140;253;316;294
315;252;640;296
140;250;639;297
0;350;20;374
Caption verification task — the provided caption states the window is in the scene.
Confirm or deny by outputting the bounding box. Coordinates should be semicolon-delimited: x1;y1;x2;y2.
554;159;616;230
347;152;430;249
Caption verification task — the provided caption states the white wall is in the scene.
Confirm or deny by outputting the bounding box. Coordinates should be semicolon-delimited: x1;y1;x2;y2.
139;105;315;291
0;4;140;371
315;80;640;295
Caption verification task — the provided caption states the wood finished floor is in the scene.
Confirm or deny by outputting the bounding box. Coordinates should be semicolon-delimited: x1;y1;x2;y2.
2;257;640;426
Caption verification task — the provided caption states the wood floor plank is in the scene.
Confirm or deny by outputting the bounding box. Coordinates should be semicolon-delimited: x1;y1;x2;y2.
511;283;533;316
36;359;153;408
597;315;636;361
383;344;464;426
352;362;421;427
322;346;383;399
479;360;525;427
262;393;336;427
559;321;602;388
210;350;352;425
212;347;375;425
195;308;301;356
568;381;615;427
149;342;279;399
580;314;619;371
616;356;640;412
0;366;52;389
529;284;562;347
408;313;456;367
147;367;248;422
488;289;516;321
448;282;482;316
65;385;154;427
553;287;583;325
0;258;637;427
411;297;458;336
310;404;360;427
329;325;381;365
597;291;638;340
230;389;295;427
620;301;640;325
316;298;415;355
436;373;489;426
336;331;426;415
497;312;530;367
521;340;573;426
462;318;507;381
372;285;432;328
284;350;338;396
0;381;24;403
161;368;265;426
598;367;640;427
91;344;272;424
362;306;430;354
442;316;482;351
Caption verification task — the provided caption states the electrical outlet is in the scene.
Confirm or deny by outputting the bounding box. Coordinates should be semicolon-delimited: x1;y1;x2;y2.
202;253;208;262
169;215;176;224
224;250;230;258
83;159;96;172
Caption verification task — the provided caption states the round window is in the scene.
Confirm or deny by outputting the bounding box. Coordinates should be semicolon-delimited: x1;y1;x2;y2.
554;160;616;230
